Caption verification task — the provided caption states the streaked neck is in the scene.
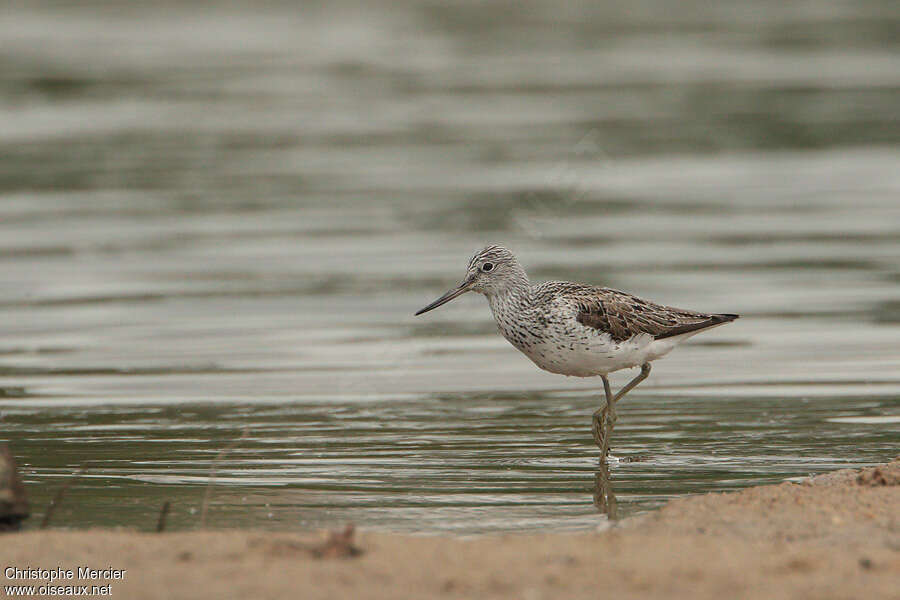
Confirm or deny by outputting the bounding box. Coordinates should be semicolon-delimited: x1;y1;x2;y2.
486;276;531;312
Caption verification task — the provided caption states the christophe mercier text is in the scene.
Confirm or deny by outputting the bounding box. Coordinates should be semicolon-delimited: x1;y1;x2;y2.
5;566;127;582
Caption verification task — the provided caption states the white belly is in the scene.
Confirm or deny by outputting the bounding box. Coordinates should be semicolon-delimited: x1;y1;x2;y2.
506;330;702;377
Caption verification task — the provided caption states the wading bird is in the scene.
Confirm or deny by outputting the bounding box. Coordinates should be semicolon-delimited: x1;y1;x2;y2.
415;245;738;456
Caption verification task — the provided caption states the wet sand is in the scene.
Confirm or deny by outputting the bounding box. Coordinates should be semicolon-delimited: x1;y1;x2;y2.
3;459;897;599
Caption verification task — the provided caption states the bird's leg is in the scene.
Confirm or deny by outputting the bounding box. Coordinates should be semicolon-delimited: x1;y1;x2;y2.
592;364;652;455
613;362;652;403
593;458;618;520
591;375;615;455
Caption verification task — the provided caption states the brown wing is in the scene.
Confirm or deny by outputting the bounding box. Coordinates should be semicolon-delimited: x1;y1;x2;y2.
572;287;738;342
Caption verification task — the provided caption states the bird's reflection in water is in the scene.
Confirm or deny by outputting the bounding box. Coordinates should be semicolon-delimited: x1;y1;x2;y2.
593;458;618;520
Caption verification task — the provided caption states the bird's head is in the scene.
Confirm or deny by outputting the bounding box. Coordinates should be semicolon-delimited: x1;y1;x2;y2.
415;245;527;315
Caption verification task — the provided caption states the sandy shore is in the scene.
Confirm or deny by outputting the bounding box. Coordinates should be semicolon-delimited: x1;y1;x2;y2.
2;459;898;599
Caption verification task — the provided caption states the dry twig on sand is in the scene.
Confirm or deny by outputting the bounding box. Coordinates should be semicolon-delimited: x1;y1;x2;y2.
156;501;171;532
40;466;86;529
200;428;249;528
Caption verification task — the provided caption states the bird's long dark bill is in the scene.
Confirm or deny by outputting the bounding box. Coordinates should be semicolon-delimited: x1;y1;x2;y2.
414;281;472;315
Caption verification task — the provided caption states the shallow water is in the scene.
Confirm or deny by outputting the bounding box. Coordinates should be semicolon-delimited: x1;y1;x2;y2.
1;1;898;533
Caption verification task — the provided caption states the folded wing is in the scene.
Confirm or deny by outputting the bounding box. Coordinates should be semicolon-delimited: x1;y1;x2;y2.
571;287;738;343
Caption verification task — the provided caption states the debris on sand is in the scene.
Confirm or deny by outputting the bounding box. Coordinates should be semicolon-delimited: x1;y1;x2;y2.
856;461;900;486
309;524;362;559
253;524;363;559
0;444;29;532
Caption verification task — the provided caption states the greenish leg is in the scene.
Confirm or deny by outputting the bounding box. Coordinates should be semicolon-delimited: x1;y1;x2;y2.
592;363;652;455
613;362;652;403
592;375;615;456
593;458;618;520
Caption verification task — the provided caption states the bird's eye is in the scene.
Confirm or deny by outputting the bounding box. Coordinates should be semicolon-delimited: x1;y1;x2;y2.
481;262;494;272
